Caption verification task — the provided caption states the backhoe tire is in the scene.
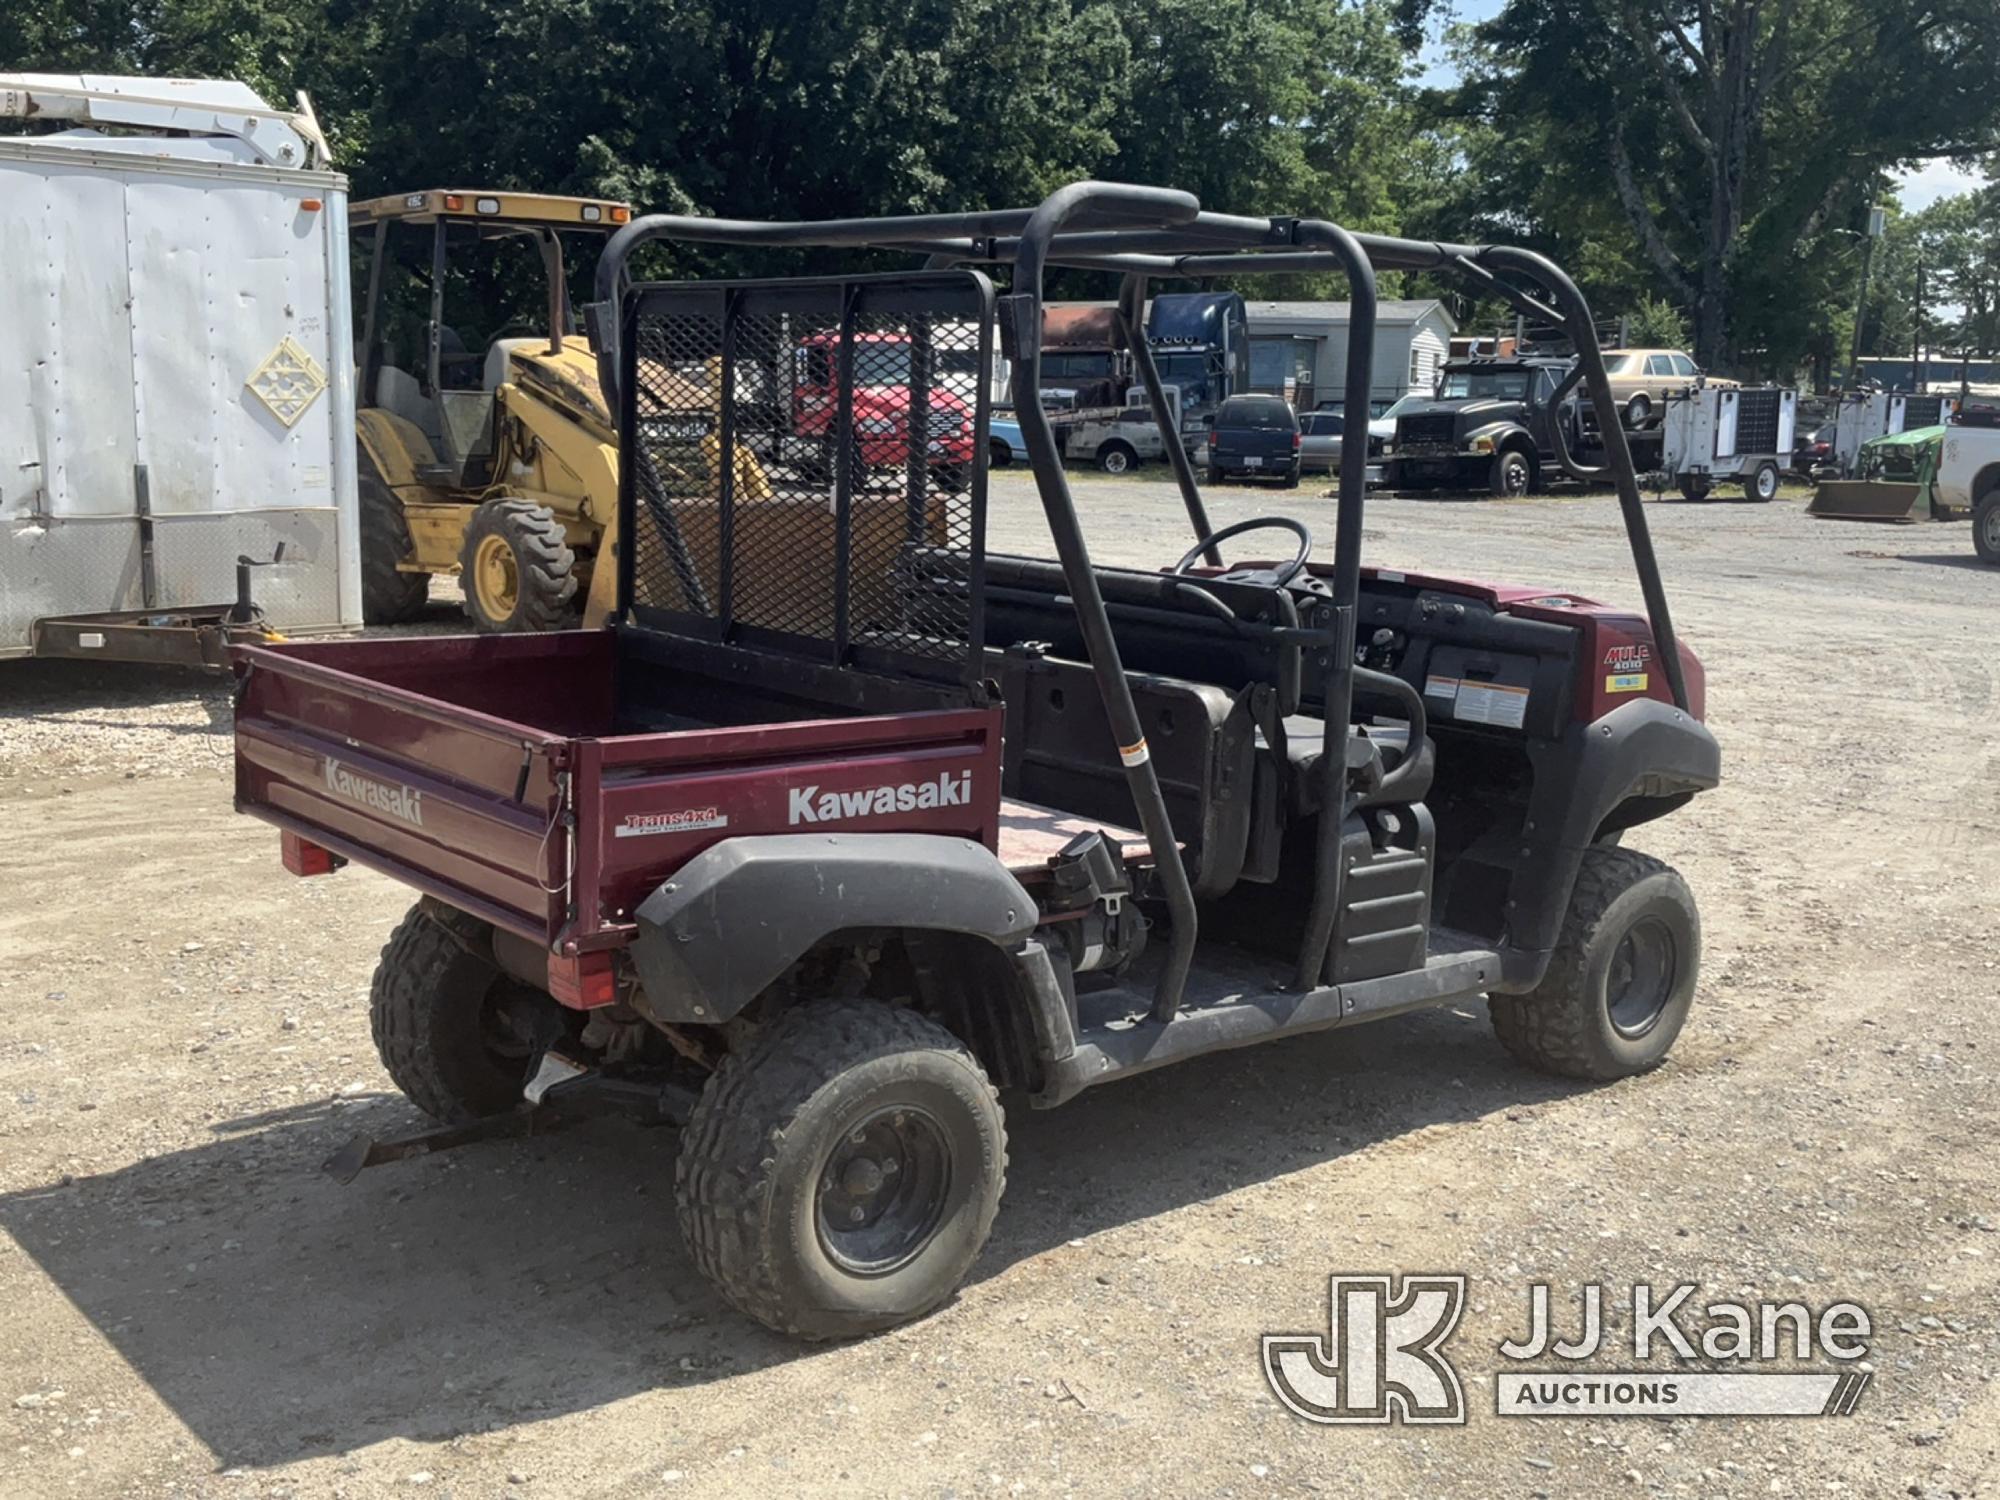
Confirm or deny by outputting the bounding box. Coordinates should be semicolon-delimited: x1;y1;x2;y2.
1488;448;1532;497
1489;846;1699;1082
357;456;430;625
674;999;1006;1340
368;903;547;1123
459;497;577;634
1973;494;2000;565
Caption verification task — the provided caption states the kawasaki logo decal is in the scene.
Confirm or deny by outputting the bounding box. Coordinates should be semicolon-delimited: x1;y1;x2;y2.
788;771;972;825
323;758;424;827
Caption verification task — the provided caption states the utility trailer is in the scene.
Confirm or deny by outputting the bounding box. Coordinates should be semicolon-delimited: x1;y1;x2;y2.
234;184;1719;1341
1658;385;1797;502
0;74;360;664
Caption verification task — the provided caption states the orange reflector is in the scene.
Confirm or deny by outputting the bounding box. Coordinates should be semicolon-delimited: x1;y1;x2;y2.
299;197;323;212
442;193;465;211
610;206;631;224
548;950;618;1009
281;830;341;877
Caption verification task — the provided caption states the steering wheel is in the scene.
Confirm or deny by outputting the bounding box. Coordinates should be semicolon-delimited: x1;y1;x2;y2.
1171;516;1314;589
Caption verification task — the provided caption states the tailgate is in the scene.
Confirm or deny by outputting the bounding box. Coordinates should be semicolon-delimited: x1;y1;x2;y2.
233;643;571;943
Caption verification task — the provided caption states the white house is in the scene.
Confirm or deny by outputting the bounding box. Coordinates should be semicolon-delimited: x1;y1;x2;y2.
1243;300;1457;411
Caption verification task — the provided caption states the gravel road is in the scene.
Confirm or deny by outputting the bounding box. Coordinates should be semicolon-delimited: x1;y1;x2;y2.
2;475;1997;1499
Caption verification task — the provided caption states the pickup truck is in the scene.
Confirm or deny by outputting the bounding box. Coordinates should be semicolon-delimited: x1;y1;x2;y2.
1935;406;2000;563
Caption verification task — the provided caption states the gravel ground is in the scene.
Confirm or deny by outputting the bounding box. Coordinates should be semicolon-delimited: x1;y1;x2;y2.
2;474;1998;1498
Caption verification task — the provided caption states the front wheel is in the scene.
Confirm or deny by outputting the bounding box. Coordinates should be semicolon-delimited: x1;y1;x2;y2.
459;498;578;633
1488;847;1700;1081
1973;495;2000;565
1677;475;1712;503
1488;449;1532;497
674;999;1006;1340
1743;460;1779;503
988;438;1013;470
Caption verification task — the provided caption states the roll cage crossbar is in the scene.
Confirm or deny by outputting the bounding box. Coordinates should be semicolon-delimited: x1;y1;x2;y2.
589;182;1687;1020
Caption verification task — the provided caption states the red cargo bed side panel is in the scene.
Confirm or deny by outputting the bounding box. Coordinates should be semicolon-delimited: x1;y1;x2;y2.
573;708;1003;936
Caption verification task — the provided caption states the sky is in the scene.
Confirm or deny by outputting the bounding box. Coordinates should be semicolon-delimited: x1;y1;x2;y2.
1417;0;1987;211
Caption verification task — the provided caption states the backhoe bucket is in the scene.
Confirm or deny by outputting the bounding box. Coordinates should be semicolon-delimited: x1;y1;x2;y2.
1807;479;1925;524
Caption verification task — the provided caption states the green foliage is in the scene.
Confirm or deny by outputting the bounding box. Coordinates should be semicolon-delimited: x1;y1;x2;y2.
1625;294;1689;350
8;0;1998;373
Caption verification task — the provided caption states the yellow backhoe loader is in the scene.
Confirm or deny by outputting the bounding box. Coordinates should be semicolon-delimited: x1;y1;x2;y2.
352;189;639;630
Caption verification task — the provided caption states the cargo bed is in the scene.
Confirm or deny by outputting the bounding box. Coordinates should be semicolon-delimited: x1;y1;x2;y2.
233;630;1014;954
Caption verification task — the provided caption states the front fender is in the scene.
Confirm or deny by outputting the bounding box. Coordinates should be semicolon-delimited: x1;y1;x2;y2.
627;833;1038;1023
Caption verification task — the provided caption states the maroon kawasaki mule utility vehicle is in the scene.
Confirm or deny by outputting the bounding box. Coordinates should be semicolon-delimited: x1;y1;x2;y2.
233;184;1719;1340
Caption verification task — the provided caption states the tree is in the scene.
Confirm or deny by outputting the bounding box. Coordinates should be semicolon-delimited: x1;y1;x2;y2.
1442;0;2000;369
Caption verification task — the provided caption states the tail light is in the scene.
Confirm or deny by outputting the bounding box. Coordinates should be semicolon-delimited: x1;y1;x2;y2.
548;950;618;1009
280;830;342;876
1293;430;1303;450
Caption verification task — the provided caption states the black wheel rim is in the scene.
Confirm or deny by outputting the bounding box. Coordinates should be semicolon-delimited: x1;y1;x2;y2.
1606;917;1677;1039
816;1105;953;1275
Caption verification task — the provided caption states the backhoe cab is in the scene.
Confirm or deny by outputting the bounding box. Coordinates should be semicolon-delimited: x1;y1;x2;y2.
351;189;633;630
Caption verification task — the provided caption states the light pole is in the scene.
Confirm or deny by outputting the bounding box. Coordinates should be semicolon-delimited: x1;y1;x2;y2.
1846;205;1888;389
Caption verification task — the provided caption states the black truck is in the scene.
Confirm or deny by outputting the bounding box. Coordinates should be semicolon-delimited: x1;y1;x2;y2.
1381;355;1586;496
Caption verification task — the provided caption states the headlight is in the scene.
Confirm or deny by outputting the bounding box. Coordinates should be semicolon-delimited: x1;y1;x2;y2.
1471;435;1495;453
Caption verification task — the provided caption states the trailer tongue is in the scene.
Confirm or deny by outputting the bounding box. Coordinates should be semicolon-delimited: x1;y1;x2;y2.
234;182;1718;1341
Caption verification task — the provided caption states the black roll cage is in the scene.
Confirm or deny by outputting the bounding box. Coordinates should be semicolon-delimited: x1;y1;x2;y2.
588;181;1688;1022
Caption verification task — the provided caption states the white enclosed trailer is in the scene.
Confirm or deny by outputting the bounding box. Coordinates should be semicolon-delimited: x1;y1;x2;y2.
0;74;360;662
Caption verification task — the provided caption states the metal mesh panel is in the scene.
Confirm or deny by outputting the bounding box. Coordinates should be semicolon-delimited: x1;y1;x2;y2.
619;274;990;681
1906;395;1946;428
1735;388;1781;456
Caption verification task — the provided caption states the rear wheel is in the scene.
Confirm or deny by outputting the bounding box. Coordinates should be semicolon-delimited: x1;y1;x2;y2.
674;999;1006;1340
1489;448;1532;497
1973;494;2000;565
369;903;560;1122
1278;462;1301;489
1743;460;1779;503
357;451;430;624
459;497;577;633
1489;847;1700;1081
1624;393;1652;429
1206;464;1226;485
1097;440;1137;475
988;438;1013;469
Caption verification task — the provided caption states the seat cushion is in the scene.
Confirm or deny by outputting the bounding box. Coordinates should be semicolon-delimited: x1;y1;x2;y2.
1270;713;1435;810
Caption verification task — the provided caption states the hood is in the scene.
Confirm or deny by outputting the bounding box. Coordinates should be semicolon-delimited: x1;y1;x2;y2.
510;336;612;432
1396;396;1525;424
